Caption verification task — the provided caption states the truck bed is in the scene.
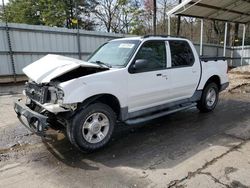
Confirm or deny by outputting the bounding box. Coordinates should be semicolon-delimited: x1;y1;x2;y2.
200;56;228;62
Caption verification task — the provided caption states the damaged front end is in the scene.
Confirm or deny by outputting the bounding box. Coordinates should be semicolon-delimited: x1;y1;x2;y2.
14;54;110;135
14;81;73;135
24;81;65;107
14;99;49;135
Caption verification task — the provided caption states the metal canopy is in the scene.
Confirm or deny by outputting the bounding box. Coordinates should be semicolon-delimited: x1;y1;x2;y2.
167;0;250;24
167;0;249;66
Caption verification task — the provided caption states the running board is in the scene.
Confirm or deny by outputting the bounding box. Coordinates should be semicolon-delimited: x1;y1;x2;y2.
125;103;197;125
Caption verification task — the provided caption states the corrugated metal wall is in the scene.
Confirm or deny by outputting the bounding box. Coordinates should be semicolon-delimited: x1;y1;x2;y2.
193;43;231;58
232;46;250;66
0;23;249;77
0;23;126;76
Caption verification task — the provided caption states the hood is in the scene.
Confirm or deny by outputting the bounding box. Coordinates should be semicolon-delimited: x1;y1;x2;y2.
23;54;106;84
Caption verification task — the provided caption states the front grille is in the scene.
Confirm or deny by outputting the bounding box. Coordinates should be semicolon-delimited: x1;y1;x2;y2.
25;82;49;104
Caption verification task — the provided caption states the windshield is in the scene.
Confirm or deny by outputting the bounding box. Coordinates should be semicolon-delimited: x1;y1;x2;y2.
88;40;140;67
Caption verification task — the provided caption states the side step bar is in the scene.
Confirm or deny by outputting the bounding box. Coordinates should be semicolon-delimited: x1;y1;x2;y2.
125;103;197;125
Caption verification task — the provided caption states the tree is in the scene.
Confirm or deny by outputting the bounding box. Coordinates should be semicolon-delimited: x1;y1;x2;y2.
94;0;142;33
234;23;239;46
39;0;68;27
116;0;142;33
65;0;98;30
125;0;144;34
0;0;98;30
94;0;118;32
213;20;225;44
153;0;156;34
144;0;153;33
1;0;42;25
158;0;168;33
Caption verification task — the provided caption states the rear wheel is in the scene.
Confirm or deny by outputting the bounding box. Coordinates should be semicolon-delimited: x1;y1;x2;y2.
197;82;219;113
67;103;116;152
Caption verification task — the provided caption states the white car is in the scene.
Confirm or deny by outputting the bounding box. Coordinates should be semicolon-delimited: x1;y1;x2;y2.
14;35;229;152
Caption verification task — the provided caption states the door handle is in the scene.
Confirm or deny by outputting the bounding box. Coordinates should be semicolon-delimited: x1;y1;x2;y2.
162;74;168;79
192;70;197;73
156;73;168;80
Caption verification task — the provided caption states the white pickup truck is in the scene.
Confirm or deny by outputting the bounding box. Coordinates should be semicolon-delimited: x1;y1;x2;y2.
14;36;229;152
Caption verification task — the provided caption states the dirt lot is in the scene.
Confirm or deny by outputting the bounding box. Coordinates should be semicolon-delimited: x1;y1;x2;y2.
0;70;250;188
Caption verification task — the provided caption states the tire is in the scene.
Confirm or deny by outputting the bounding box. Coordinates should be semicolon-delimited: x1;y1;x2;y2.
67;103;116;152
197;82;219;113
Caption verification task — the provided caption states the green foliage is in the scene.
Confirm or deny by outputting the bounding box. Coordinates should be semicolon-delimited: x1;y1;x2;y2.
39;0;67;27
94;0;144;33
0;0;98;30
1;0;42;25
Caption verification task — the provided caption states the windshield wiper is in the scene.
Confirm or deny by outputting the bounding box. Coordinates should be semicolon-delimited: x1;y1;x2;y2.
90;61;112;68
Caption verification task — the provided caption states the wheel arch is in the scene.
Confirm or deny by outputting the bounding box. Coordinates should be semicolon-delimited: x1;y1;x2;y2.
78;93;122;120
198;73;221;91
204;75;221;90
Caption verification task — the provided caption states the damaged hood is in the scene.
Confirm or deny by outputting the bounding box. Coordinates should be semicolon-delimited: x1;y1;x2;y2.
23;54;106;84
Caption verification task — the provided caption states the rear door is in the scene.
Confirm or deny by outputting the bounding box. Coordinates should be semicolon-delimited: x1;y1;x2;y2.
127;40;172;113
168;40;201;101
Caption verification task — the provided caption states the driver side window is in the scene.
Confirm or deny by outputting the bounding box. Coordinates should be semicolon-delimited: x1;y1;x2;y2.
133;41;166;73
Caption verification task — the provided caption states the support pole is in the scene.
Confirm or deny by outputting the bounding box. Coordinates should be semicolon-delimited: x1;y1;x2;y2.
176;0;182;36
153;0;157;35
223;22;228;57
77;27;81;60
240;24;246;66
200;19;203;56
75;1;81;60
168;16;171;35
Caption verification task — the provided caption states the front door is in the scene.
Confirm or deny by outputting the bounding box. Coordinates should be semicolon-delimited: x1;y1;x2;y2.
127;40;171;113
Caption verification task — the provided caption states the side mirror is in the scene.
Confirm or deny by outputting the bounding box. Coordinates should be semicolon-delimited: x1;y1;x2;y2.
132;59;148;73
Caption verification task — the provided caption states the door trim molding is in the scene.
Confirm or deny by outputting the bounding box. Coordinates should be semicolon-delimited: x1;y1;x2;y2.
120;90;202;121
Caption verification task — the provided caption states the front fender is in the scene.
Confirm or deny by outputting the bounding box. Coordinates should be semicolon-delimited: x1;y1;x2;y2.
58;70;128;108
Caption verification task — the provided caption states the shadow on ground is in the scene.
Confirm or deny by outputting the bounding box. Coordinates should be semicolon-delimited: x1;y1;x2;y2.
42;96;250;172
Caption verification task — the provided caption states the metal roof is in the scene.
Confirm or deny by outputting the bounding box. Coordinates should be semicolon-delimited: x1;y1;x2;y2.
167;0;250;24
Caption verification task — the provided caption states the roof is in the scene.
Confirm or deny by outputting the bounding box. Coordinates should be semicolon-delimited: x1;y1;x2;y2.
112;35;188;42
112;37;142;41
167;0;250;24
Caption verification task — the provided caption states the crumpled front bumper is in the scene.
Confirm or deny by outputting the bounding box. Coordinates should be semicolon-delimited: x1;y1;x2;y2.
14;99;48;135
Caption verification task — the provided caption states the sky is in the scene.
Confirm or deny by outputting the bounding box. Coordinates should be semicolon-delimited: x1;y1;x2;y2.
0;0;9;5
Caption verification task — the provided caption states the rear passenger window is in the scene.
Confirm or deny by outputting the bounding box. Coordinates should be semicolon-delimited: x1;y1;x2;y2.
169;41;194;67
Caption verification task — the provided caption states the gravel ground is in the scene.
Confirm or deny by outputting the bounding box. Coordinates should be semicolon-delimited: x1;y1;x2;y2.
0;72;250;188
228;65;250;92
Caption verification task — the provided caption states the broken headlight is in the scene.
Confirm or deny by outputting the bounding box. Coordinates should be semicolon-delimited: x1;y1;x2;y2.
48;87;64;104
57;88;64;104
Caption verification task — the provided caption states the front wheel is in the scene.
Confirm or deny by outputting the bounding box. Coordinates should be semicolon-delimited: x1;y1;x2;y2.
67;103;116;152
197;82;219;113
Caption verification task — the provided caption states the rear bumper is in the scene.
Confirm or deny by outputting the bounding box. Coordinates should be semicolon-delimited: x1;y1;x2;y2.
220;82;229;91
14;99;48;135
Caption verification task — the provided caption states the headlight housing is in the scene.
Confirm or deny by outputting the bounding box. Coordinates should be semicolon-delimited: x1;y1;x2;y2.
48;87;64;104
57;88;64;104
